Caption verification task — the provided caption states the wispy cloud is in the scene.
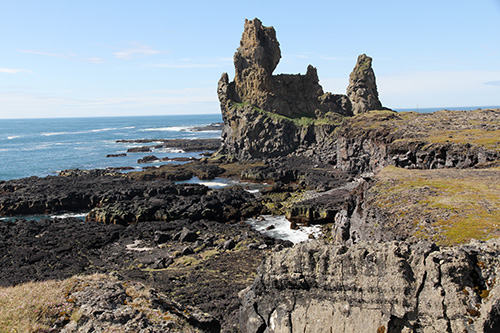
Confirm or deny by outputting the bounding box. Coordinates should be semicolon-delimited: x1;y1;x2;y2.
113;43;162;60
0;87;218;118
484;80;500;86
18;49;105;65
147;63;220;69
81;57;105;64
18;49;75;58
0;68;34;74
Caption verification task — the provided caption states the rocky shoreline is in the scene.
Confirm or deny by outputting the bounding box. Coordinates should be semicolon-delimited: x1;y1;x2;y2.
2;17;500;333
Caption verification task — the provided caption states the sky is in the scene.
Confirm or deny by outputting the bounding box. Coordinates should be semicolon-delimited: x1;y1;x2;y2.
0;0;499;119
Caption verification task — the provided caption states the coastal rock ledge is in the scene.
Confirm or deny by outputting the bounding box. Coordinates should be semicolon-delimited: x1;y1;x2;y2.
240;239;500;333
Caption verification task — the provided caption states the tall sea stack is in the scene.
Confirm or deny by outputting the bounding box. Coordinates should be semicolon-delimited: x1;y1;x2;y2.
347;54;384;115
217;18;385;160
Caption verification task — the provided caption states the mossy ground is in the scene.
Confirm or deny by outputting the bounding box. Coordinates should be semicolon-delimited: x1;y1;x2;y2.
371;166;500;245
344;109;500;152
232;101;345;127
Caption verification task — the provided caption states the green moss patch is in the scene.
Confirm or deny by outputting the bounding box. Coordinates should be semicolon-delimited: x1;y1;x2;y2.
371;166;500;245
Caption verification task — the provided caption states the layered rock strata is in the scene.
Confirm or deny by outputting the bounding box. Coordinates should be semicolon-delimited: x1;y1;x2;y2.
240;239;500;332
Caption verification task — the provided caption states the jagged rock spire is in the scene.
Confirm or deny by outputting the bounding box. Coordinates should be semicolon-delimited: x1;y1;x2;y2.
232;18;281;108
234;18;281;79
347;54;383;115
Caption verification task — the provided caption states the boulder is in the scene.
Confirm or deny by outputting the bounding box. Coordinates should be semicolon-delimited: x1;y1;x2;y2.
127;146;151;153
179;227;198;242
137;155;159;163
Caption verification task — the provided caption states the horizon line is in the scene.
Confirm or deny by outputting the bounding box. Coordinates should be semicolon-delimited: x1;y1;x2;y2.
1;105;499;120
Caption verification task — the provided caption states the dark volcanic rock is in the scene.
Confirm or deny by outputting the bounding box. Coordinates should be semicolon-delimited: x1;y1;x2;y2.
119;139;221;152
129;161;226;182
347;54;384;115
0;171;260;225
0;217;289;332
190;122;224;132
127;146;152;153
241;156;351;191
86;185;261;225
137;155;159;163
227;18;352;119
105;153;126;158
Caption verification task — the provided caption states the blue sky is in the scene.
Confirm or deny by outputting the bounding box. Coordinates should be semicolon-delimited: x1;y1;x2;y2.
0;0;499;118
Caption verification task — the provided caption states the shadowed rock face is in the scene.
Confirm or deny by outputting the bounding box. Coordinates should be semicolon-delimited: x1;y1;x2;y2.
347;54;383;115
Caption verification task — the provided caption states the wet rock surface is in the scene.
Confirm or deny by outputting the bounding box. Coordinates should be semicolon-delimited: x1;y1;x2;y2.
119;138;221;152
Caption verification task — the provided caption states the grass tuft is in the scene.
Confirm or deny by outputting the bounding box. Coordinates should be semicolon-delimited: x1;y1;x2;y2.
0;279;76;332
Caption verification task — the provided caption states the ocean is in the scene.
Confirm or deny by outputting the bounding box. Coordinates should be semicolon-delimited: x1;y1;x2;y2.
0;114;223;181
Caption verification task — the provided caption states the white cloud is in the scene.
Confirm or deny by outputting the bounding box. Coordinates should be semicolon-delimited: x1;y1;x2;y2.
18;49;73;58
18;49;106;65
0;68;34;74
113;43;162;60
484;80;500;86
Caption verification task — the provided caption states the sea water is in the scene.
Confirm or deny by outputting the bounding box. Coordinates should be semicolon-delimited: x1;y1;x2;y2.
245;215;323;244
0;114;222;181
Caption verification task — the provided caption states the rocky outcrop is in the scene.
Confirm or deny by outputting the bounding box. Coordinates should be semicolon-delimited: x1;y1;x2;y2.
217;18;386;160
86;185;261;225
347;54;384;115
240;239;500;332
119;138;221;152
225;18;352;119
60;274;220;332
0;170;260;224
327;109;500;174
